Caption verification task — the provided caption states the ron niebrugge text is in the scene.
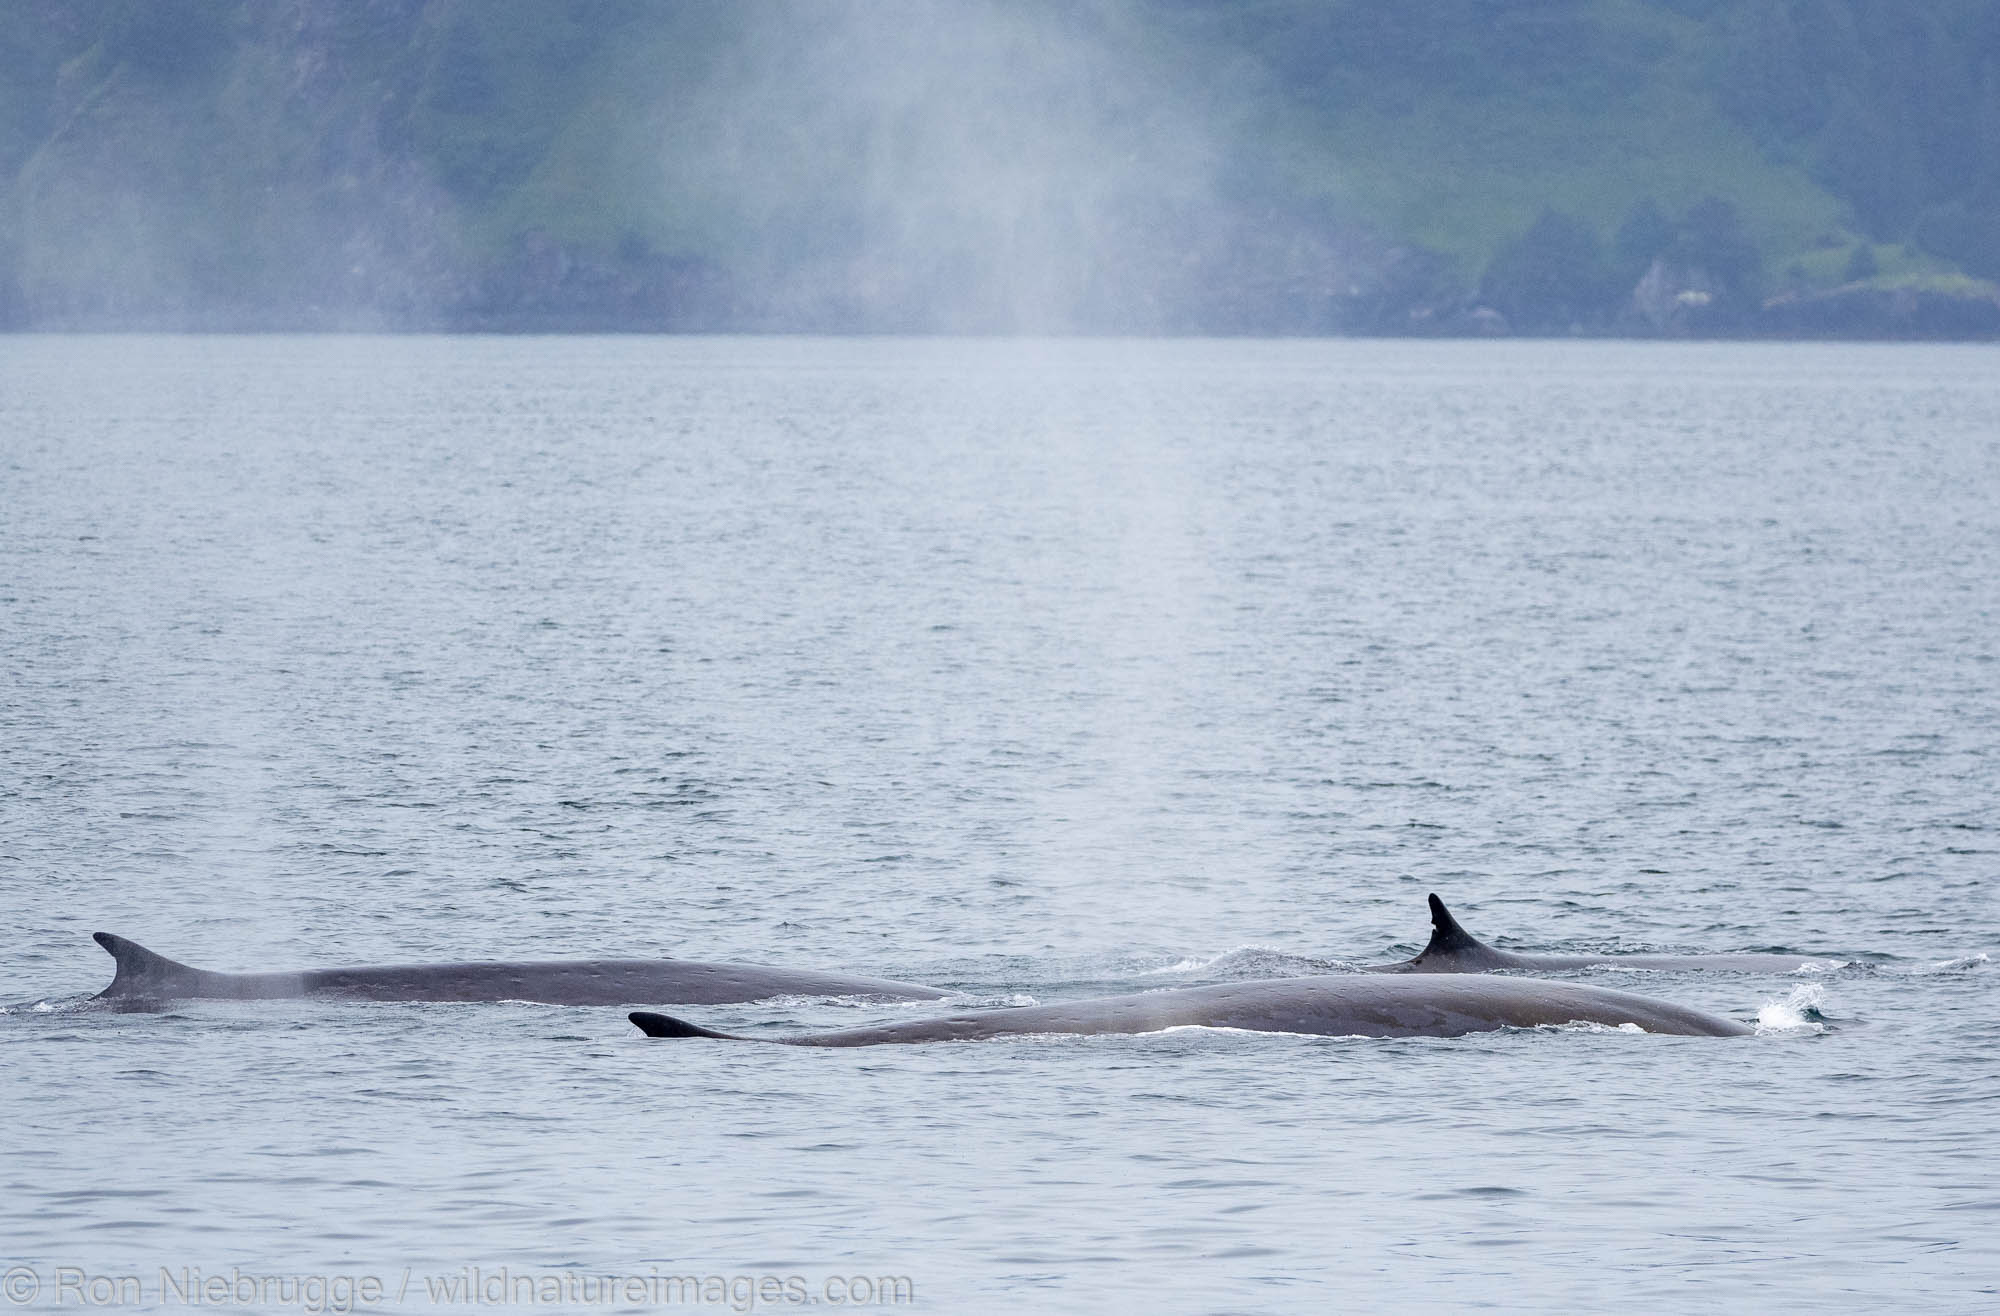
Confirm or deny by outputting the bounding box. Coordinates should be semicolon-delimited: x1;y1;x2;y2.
2;1266;916;1310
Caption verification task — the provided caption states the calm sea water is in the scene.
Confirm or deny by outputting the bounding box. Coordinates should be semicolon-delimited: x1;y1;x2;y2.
3;336;1996;1312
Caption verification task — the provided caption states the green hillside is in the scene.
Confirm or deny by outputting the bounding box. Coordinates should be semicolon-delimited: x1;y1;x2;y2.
3;0;1996;333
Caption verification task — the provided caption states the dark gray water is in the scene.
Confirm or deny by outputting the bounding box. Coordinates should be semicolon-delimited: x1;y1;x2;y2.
4;336;1996;1312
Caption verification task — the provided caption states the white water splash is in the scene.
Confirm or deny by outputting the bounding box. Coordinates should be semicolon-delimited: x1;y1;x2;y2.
1538;1019;1649;1034
1139;956;1216;975
927;993;1036;1010
1918;952;1990;974
748;991;1034;1012
1756;984;1828;1034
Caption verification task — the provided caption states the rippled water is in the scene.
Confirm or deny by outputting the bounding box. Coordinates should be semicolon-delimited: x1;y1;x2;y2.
3;336;1996;1311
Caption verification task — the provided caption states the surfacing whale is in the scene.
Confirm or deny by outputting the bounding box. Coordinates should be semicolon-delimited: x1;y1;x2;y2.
1372;894;1827;974
629;974;1749;1045
91;933;948;1006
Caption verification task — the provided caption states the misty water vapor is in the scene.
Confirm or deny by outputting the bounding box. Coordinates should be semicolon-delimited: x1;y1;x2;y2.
5;0;1387;332
629;0;1260;332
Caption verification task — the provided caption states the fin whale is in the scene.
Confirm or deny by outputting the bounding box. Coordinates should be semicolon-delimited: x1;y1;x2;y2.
1372;894;1827;974
91;933;949;1006
628;974;1750;1045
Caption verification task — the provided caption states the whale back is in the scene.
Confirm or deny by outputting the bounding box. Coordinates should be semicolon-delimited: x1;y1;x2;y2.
627;974;1752;1046
91;934;948;1005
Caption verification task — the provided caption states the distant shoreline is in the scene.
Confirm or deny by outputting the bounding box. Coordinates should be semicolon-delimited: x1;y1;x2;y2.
6;324;1995;341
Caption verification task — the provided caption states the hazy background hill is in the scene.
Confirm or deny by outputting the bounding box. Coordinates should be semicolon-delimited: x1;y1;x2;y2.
4;0;1997;334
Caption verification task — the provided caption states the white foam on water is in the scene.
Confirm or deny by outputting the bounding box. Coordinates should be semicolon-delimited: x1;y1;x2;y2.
918;992;1035;1010
1537;1019;1649;1034
1123;947;1342;980
1756;984;1828;1034
1148;1024;1299;1037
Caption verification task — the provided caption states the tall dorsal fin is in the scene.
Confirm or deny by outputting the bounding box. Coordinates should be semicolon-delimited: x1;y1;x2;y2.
92;932;206;998
1424;893;1483;955
1408;894;1515;969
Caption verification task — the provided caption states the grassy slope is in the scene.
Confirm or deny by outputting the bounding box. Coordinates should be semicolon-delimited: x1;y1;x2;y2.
449;7;805;268
3;0;1987;322
1251;0;1860;284
502;0;1986;300
504;0;1869;285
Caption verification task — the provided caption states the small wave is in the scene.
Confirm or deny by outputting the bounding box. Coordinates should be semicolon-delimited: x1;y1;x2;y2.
1790;959;1850;974
1756;984;1829;1034
1916;952;1990;974
743;991;1022;1012
1146;1024;1307;1038
0;1000;69;1015
1527;1019;1649;1034
1133;947;1342;980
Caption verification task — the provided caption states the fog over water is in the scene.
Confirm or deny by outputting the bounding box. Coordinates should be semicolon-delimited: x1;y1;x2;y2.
4;336;1997;1310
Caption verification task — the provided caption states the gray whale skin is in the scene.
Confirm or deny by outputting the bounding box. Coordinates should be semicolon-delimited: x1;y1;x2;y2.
1373;894;1825;974
629;974;1749;1045
91;933;947;1006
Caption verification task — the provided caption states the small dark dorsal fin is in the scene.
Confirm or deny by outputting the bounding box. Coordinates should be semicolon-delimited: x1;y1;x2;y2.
629;1011;742;1041
92;932;206;998
1410;894;1514;969
1424;894;1483;955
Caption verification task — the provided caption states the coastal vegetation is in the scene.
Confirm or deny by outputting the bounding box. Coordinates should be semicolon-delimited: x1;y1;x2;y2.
4;0;1995;334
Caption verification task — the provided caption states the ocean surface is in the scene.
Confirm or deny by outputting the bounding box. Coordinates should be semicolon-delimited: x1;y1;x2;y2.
3;335;1996;1313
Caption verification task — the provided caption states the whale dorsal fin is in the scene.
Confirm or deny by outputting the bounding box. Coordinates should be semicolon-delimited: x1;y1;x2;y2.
1408;894;1516;970
93;933;206;999
630;1011;743;1041
1424;894;1482;954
